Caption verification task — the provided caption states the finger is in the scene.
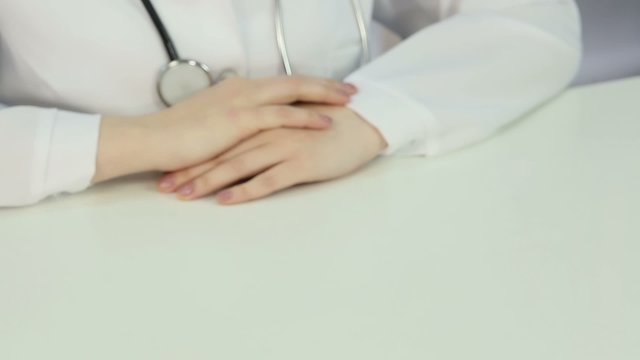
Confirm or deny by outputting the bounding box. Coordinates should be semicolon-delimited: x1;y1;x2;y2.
236;106;333;137
157;134;270;193
215;162;305;205
246;76;357;107
175;145;288;201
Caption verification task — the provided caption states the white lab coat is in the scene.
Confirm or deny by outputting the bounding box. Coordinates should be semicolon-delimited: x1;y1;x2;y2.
0;0;582;207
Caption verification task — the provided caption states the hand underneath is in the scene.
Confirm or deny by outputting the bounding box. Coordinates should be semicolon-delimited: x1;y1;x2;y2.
94;76;356;183
158;105;388;204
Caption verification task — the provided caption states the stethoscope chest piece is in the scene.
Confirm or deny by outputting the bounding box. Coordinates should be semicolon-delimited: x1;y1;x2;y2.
143;0;369;107
158;59;214;107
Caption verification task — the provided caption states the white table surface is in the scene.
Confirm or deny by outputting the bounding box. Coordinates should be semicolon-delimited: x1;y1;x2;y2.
1;78;639;360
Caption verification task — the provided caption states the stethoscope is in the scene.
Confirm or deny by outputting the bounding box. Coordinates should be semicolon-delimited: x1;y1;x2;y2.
141;0;371;107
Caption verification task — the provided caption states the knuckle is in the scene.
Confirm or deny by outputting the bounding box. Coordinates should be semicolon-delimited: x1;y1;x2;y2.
273;106;292;120
300;110;315;122
290;162;312;181
226;108;241;122
308;83;326;96
319;81;332;91
227;158;248;175
285;77;304;91
296;75;315;84
280;138;301;153
246;108;262;121
229;97;242;107
292;132;312;145
259;174;278;191
193;175;215;192
221;76;244;87
324;85;338;96
236;185;253;200
292;150;314;170
281;137;304;153
327;79;340;87
233;109;257;131
220;79;246;102
287;75;303;83
252;108;271;126
177;169;198;183
229;110;253;137
295;153;313;169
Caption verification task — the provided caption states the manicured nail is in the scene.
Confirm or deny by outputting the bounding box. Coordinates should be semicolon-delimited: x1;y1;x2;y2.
217;190;233;203
159;175;176;191
177;184;195;198
320;115;333;125
343;83;358;94
339;90;352;98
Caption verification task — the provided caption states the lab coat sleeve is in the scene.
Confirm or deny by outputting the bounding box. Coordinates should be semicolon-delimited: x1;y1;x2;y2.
346;0;582;156
0;104;101;207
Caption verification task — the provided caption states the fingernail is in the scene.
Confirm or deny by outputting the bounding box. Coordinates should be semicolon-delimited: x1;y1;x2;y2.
217;190;233;203
177;184;195;198
320;115;333;125
159;175;176;191
343;83;358;94
339;90;352;98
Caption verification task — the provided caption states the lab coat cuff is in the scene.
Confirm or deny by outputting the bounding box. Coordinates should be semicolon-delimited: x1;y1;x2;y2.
345;75;437;156
45;110;101;197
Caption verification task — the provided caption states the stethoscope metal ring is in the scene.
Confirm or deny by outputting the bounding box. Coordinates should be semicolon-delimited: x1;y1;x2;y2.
157;59;215;107
143;0;369;107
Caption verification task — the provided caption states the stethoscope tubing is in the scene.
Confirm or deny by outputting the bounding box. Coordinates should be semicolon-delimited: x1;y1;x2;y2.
140;0;180;62
275;0;370;75
141;0;371;106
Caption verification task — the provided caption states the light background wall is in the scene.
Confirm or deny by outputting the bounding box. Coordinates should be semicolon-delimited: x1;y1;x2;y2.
574;0;640;85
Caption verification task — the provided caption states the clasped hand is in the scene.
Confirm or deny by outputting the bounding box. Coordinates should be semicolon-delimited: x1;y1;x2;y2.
96;75;386;204
158;76;388;205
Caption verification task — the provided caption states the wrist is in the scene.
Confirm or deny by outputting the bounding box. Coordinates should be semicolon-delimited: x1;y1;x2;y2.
344;108;388;154
93;115;161;183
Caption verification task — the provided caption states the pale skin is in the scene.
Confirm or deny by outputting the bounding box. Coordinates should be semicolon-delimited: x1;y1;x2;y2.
92;76;365;183
157;104;388;205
